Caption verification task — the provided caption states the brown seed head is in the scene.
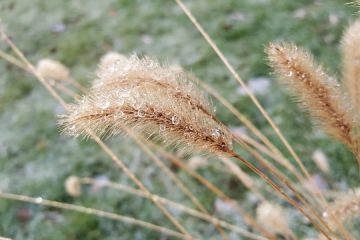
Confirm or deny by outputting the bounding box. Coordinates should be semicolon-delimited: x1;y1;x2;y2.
267;42;354;147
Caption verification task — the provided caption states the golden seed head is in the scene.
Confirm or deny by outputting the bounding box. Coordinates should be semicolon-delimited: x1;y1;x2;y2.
267;42;354;147
60;55;232;153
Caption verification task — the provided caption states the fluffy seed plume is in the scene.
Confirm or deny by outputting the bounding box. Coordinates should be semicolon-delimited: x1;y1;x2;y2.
36;58;70;81
65;176;82;197
312;149;330;174
256;201;292;238
59;55;232;153
267;42;354;147
341;19;360;119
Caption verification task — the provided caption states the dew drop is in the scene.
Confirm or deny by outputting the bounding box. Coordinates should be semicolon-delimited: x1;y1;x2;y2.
211;128;221;139
115;111;124;119
136;110;145;118
35;197;43;204
109;64;117;73
117;98;124;106
159;125;166;132
98;100;110;109
171;115;179;125
228;141;233;150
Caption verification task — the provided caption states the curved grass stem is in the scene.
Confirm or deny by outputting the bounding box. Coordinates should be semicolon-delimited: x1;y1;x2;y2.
0;192;188;240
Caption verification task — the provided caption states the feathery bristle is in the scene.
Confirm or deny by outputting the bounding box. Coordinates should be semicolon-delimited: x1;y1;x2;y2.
341;19;360;119
267;42;354;147
59;55;232;153
36;58;70;81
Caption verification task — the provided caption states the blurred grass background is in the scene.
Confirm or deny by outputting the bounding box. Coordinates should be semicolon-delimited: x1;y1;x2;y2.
0;0;359;239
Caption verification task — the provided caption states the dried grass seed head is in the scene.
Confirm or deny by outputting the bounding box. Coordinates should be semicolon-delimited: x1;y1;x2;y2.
341;19;360;120
60;55;232;153
36;58;70;81
267;42;355;147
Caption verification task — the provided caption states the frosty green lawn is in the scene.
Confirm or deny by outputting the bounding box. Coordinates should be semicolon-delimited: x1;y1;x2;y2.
0;0;359;239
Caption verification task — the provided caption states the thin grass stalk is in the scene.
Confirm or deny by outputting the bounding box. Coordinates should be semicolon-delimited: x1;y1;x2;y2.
1;47;330;240
220;156;266;202
55;65;272;238
233;137;331;228
0;31;193;239
79;177;267;240
0;192;189;240
89;133;190;238
0;49;26;70
226;150;331;239
138;135;276;239
0;50;302;239
233;132;304;182
235;134;354;240
52;82;80;100
0;49;85;100
120;125;228;238
55;80;219;236
0;51;261;239
233;135;323;208
173;3;342;238
67;77;88;93
341;19;360;119
237;136;354;239
267;42;356;240
48;58;227;237
198;79;296;173
59;53;332;238
173;0;313;191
